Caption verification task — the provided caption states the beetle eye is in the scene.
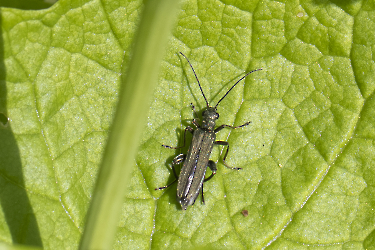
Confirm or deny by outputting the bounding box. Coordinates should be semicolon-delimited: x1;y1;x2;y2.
216;113;219;119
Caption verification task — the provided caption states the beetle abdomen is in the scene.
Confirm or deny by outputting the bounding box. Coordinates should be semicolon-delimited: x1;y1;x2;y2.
177;129;215;209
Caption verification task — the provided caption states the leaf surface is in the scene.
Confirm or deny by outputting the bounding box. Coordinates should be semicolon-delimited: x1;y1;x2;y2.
0;0;374;249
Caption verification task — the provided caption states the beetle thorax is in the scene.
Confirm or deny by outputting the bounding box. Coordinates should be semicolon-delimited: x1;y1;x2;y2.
201;107;219;131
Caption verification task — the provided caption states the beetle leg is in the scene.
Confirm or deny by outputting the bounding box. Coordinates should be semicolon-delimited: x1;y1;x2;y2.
201;182;204;204
214;121;251;133
162;126;194;149
155;179;177;191
200;161;217;204
214;141;241;170
213;121;250;169
190;103;200;127
171;154;185;178
191;183;203;206
204;160;217;182
155;154;186;190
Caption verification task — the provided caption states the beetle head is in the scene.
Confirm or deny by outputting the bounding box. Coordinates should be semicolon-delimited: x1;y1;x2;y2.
201;106;219;131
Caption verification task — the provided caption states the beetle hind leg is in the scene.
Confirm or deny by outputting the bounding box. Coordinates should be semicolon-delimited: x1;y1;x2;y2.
204;160;217;182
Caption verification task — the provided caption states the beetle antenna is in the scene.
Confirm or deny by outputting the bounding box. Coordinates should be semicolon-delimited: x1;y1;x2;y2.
179;52;209;107
215;68;263;108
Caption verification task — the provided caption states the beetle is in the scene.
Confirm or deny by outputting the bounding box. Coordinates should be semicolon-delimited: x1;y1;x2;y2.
156;52;262;210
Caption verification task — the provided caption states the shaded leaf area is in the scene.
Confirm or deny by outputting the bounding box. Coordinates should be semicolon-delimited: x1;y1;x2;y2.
0;0;374;249
0;0;55;10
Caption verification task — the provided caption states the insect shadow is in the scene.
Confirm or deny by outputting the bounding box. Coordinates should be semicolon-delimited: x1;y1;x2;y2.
161;127;191;209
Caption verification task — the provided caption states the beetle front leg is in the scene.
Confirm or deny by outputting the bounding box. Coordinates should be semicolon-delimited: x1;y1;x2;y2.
155;154;186;190
214;121;251;133
214;141;241;170
162;126;194;149
190;103;200;128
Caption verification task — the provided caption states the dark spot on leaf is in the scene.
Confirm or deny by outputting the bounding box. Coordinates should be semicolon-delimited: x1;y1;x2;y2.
241;210;248;217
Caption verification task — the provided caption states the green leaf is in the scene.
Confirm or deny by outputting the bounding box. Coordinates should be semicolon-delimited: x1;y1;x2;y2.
1;0;375;249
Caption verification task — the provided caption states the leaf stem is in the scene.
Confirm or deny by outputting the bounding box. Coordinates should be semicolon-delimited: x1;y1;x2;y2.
79;0;180;248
